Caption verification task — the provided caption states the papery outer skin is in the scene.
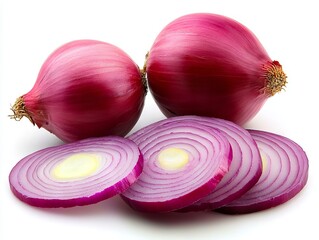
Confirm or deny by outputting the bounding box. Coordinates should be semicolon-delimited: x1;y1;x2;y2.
217;130;309;214
146;13;275;125
22;40;145;142
9;136;144;208
121;119;233;213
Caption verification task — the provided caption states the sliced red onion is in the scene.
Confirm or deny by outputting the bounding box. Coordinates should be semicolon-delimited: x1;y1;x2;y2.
218;130;309;214
121;119;232;212
167;116;262;211
9;136;143;208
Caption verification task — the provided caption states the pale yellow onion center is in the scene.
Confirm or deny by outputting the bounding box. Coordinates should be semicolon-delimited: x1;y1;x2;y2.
157;147;189;171
261;153;267;171
52;153;100;180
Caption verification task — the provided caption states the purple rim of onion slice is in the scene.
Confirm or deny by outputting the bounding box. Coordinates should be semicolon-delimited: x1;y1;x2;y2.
168;116;262;211
218;130;309;214
121;119;232;212
9;136;143;208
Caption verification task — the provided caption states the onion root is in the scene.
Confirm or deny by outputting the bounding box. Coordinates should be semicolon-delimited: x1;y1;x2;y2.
9;96;35;125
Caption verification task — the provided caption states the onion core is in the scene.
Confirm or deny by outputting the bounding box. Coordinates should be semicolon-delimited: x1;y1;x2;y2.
157;147;189;171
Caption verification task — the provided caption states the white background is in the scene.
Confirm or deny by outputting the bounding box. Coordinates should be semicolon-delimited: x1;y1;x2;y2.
0;0;318;239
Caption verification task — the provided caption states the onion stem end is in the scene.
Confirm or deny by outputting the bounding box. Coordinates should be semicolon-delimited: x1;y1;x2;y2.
9;96;35;125
140;52;149;95
264;61;287;96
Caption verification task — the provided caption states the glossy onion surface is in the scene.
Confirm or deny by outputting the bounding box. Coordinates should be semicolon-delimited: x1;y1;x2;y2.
147;13;287;125
11;40;146;142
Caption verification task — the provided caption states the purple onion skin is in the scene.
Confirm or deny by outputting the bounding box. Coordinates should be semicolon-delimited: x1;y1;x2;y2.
11;40;146;142
147;13;287;125
218;130;309;214
9;137;144;208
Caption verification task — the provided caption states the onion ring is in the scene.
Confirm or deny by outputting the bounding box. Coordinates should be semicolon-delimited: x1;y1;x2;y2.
218;130;309;214
121;117;232;212
9;136;143;208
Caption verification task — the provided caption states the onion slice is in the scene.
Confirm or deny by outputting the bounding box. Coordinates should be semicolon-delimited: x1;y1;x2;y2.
169;116;262;211
9;136;143;208
121;118;232;212
218;130;309;214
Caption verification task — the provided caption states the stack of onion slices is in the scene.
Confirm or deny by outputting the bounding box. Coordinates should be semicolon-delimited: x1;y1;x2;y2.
121;118;233;212
9;116;308;214
218;129;309;214
122;116;308;213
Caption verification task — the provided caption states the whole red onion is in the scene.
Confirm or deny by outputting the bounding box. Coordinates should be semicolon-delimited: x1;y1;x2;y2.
146;13;287;125
10;40;146;142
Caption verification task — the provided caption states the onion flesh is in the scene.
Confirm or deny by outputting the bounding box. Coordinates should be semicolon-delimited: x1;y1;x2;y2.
121;118;232;212
146;13;287;125
218;130;309;214
10;40;146;142
9;136;143;208
166;116;262;211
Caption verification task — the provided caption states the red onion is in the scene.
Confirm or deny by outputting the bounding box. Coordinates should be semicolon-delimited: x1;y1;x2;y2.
121;119;232;212
166;116;262;211
10;40;146;142
9;136;143;208
218;130;309;214
146;13;287;125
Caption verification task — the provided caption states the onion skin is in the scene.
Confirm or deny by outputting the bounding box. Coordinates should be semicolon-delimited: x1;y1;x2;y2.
146;13;287;125
10;40;146;142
